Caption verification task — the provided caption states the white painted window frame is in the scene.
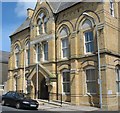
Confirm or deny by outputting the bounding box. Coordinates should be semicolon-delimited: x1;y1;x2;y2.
84;30;94;54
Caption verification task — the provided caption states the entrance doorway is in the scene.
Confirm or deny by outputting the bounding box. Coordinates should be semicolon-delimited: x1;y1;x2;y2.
39;78;49;100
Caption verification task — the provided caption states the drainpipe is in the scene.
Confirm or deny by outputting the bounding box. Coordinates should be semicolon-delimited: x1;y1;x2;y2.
36;63;39;99
54;13;58;100
96;25;102;109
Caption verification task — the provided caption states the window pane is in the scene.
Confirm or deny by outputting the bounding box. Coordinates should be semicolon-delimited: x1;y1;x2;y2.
118;70;120;80
28;50;30;65
63;71;70;93
85;31;94;53
44;42;48;60
87;82;96;93
66;83;70;92
60;28;68;37
63;84;66;92
62;38;68;58
86;69;96;94
116;67;120;92
89;42;94;52
63;49;68;58
118;82;120;92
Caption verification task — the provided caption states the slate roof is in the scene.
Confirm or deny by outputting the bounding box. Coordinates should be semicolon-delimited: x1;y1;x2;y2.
10;1;78;36
0;51;9;63
48;1;78;13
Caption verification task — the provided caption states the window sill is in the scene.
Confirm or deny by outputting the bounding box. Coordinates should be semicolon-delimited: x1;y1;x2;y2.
85;52;94;55
41;60;49;63
59;58;69;61
116;93;120;96
62;93;70;95
84;93;97;96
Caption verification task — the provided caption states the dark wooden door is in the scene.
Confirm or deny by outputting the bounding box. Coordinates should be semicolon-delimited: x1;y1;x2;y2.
40;78;49;100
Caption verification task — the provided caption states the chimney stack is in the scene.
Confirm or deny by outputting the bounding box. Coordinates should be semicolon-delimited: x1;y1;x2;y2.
27;8;34;18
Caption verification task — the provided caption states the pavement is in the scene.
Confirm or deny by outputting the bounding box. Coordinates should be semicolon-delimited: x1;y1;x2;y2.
37;100;100;111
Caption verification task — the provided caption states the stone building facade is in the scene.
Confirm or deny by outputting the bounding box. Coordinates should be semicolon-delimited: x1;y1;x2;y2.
0;51;9;94
7;1;120;110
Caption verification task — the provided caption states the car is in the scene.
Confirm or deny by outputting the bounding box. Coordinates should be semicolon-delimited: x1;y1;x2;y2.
1;91;39;109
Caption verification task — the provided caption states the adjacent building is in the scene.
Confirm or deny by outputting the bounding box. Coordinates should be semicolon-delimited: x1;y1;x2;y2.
0;51;9;93
7;1;120;110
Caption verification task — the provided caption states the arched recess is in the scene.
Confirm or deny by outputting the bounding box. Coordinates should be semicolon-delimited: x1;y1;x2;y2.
81;60;97;70
114;59;120;66
75;10;100;32
13;40;21;50
58;63;70;72
56;21;74;37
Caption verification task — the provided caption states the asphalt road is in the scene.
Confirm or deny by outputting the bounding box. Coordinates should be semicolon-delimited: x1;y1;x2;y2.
1;105;52;113
0;105;93;113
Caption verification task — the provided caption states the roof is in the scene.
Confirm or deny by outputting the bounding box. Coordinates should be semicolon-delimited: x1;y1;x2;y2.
10;1;79;36
0;51;9;63
48;1;78;13
10;18;31;36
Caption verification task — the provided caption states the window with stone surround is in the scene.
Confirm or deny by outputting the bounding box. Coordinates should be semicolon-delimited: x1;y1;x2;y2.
36;43;41;63
116;66;120;93
85;67;96;94
43;41;48;61
110;0;114;17
62;70;70;94
60;27;69;59
81;19;94;54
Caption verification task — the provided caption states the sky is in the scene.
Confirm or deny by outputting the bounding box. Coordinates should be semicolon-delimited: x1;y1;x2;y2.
1;1;36;52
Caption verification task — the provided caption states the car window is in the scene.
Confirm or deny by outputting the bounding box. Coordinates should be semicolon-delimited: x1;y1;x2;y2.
6;92;13;97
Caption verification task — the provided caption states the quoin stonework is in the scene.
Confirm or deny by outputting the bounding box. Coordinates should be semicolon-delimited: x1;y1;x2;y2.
7;1;120;111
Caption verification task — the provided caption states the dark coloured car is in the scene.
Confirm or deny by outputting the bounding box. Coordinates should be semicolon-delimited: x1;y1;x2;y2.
2;91;39;109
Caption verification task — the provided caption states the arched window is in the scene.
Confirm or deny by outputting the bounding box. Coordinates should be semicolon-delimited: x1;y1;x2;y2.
81;19;94;54
116;66;120;93
110;0;114;17
62;70;70;94
60;27;69;58
25;41;30;66
15;45;20;68
37;12;48;35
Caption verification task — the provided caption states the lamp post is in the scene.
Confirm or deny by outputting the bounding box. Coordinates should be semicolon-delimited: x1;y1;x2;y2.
82;12;103;109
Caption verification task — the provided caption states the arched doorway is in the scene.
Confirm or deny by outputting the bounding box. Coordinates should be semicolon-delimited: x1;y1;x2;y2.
32;73;49;100
28;64;52;100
